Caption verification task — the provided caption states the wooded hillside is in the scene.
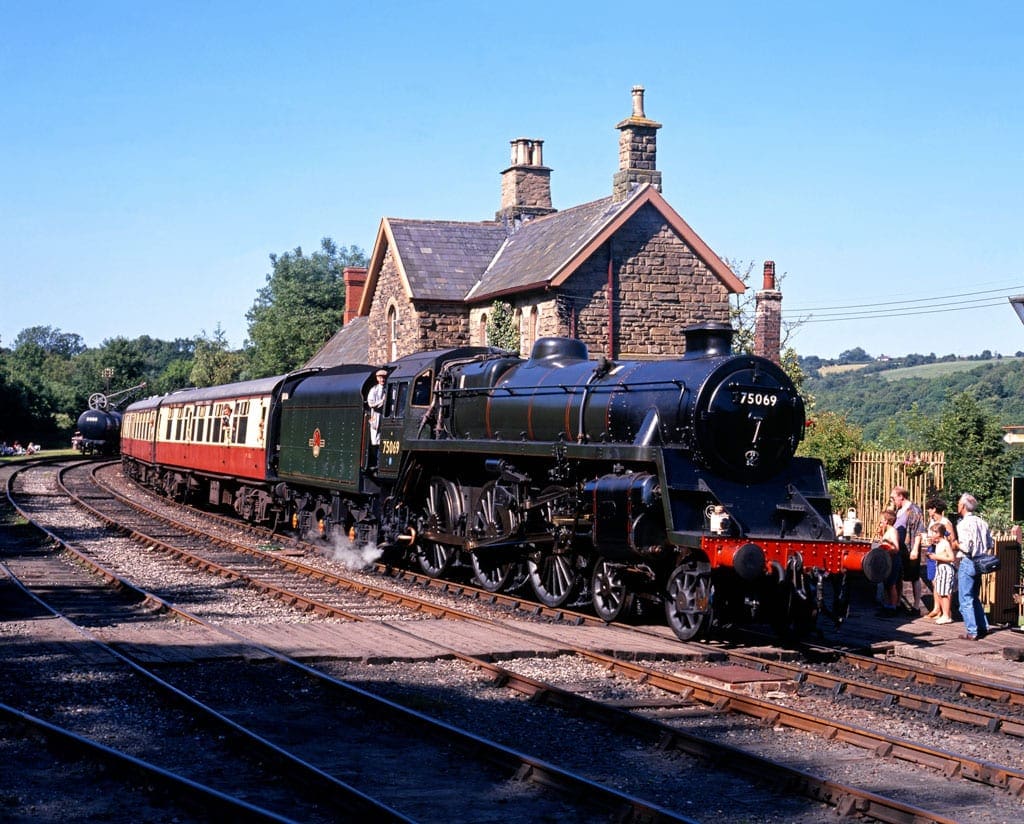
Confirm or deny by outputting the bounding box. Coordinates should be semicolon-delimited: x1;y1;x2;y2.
804;356;1024;442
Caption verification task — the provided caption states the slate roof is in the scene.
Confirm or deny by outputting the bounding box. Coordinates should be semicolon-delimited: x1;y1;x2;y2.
303;316;371;368
466;195;630;302
356;184;743;319
388;219;507;301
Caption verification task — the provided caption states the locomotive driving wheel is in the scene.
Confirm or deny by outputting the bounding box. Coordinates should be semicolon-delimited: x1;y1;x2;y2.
664;559;712;641
591;557;635;623
526;486;585;608
418;477;461;577
469;481;523;592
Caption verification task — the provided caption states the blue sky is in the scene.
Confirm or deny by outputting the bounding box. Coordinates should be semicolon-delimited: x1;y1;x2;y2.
3;1;1023;359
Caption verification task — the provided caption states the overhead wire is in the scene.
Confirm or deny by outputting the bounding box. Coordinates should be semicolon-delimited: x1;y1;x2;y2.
555;281;1024;326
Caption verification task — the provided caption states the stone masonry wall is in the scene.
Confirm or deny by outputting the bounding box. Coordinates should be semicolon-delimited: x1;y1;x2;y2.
560;203;731;358
367;249;471;363
366;248;417;364
414;300;471;353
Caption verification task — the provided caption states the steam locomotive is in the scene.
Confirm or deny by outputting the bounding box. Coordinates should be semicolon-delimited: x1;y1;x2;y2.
121;323;889;640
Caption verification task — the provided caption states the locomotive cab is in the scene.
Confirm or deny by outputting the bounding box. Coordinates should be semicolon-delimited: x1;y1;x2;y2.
374;346;520;476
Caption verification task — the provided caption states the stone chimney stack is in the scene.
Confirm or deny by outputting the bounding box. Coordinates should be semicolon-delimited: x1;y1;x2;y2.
612;85;663;201
497;137;555;226
343;266;368;325
753;260;782;364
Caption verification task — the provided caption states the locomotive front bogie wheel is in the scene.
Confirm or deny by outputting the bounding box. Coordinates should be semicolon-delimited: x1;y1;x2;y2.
663;561;712;641
591;557;635;623
418;476;461;577
469;480;522;592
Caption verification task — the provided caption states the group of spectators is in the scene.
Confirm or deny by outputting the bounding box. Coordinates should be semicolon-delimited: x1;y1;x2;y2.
870;486;995;641
1;440;41;456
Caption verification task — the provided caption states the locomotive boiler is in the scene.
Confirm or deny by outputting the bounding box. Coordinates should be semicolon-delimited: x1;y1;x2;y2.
121;324;888;642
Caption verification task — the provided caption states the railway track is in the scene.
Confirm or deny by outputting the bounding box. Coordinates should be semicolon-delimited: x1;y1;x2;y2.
6;458;1023;821
3;460;694;823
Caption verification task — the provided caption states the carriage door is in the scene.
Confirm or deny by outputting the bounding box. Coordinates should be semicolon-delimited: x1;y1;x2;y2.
377;380;408;475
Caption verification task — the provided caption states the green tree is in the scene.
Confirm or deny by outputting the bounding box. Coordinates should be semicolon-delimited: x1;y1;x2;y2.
0;347;33;443
923;392;1016;510
191;327;244;387
3;326;84;443
245;237;367;377
838;347;872;363
486;301;520;351
797;411;864;480
154;359;194;393
796;411;864;509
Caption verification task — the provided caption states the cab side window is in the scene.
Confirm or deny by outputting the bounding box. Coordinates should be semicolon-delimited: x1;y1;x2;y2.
385;382;408;418
411;371;432;406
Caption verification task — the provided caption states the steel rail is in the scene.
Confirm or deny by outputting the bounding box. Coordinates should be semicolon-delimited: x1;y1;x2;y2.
702;649;1024;738
79;463;1024;808
3;477;415;823
0;702;298;824
78;463;501;622
576;649;1024;797
804;641;1024;706
13;463;698;824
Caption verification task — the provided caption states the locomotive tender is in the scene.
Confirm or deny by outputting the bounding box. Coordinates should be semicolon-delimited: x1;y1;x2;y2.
121;323;889;640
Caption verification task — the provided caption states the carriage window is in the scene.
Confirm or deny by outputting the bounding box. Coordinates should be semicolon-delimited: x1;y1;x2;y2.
234;400;250;444
219;403;233;442
165;408;174;440
411;372;432;406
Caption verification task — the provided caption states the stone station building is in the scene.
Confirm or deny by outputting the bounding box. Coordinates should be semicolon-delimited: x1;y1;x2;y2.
308;87;781;368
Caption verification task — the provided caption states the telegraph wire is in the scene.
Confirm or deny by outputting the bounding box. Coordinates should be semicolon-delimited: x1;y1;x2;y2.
794;297;1011;324
553;282;1024;325
785;284;1024;313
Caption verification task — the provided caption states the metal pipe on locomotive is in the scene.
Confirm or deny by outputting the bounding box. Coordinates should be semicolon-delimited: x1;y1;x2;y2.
120;324;888;641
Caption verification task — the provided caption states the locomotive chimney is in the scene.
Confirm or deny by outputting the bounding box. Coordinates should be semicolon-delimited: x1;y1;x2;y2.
683;322;734;359
497;137;555;228
754;261;782;364
612;85;663;202
343;266;368;325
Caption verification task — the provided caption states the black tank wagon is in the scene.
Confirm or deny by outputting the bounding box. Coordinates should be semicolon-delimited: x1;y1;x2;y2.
122;325;888;642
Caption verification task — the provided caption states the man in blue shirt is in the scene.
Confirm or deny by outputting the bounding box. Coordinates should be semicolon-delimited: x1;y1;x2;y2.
955;493;994;640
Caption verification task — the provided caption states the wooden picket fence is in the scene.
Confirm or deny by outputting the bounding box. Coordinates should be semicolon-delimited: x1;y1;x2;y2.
847;450;946;528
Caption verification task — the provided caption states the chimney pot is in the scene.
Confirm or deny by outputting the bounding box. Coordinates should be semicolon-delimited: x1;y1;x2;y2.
631;85;646;118
498;137;554;224
763;260;776;290
613;85;663;201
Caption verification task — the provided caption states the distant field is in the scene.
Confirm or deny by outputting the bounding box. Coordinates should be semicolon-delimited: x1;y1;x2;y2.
816;356;1023;381
818;363;871;376
879;357;1024;382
